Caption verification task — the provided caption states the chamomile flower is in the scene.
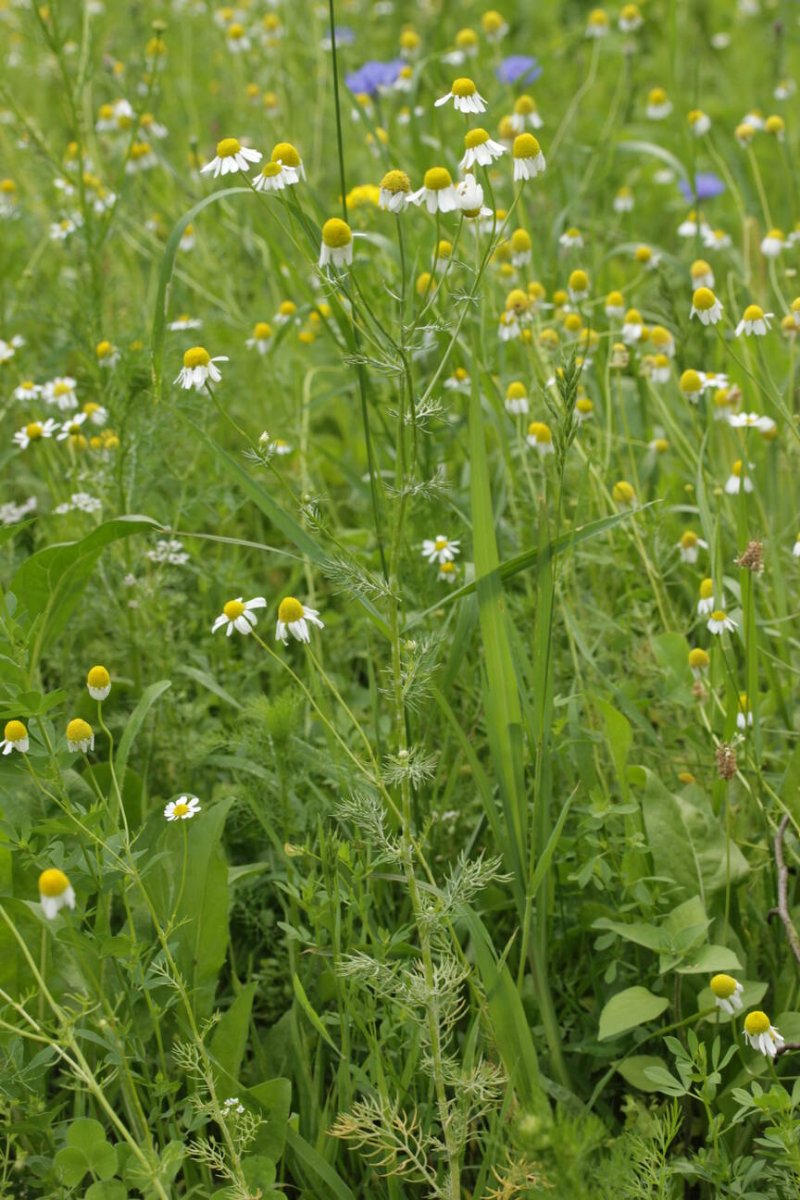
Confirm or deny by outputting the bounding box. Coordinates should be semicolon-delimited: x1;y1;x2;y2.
319;218;353;269
697;578;715;616
246;322;273;353
735;122;756;147
275;596;324;644
646;87;672;120
86;665;111;701
481;10;508;42
760;228;785;257
438;561;458;584
164;795;202;821
168;314;203;331
605;291;625;320
650;325;675;358
175;346;229;390
612;480;636;506
1;719;29;754
14;381;40;402
505;381;529;414
736;692;753;730
66;718;94;753
13;419;58;449
688;648;710;677
410;167;459;213
225;21;251;51
575;395;594;422
512;134;546;181
57;412;88;440
379;169;411;212
82;402;108;426
743;1011;784;1058
728;411;775;433
95;340;119;367
690;287;723;326
735;304;773;336
679;370;705;402
271;141;306;179
460;127;506;169
586;7;610;36
253;159;298;191
39;868;76;920
725;459;754;494
793;532;800;558
200;137;262;178
44;377;78;410
677;530;708;563
688;109;711;135
527;421;554;455
510;94;543;131
613;186;634;213
212;596;267;636
711;974;744;1014
422;535;460;564
559;227;584;249
621;309;644;343
691;259;715;289
678;211;701;238
435;77;486;113
765;114;785;141
444;367;470;393
509;229;532;266
702;227;732;250
456;173;492;217
619;4;643;32
649;354;671;384
707;609;736;635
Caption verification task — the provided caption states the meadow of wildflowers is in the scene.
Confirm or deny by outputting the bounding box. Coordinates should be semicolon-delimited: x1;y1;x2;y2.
3;0;800;1195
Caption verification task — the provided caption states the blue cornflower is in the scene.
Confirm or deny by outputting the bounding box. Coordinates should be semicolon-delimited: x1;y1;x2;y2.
679;172;725;202
345;58;404;96
496;55;541;86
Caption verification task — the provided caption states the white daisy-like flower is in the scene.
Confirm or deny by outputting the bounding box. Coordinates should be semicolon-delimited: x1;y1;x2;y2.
613;187;634;213
512;133;546;181
736;692;753;730
728;411;775;433
702;228;732;250
175;346;229;390
201;137;262;178
179;227;195;252
86;665;111;701
735;305;773;337
504;382;529;415
444;368;470;393
1;719;29;754
212;596;267;636
677;531;708;563
619;4;643;32
586;9;610;36
456;173;492;217
422;535;460;564
57;412;88;441
459;127;506;170
498;310;521;341
39;869;76;920
621;309;644;344
760;229;785;257
43;377;78;410
688;109;711;135
438;561;458;584
678;212;700;238
691;262;715;289
66;718;95;753
82;402;108;426
164;795;202;821
319;218;353;269
649;356;671;384
697;580;716;616
710;974;744;1015
646;89;672;120
50;216;81;241
434;77;486;114
793;532;800;558
13;418;58;449
379;169;412;212
13;381;40;402
409;167;459;214
744;1011;784;1058
246;322;273;353
725;460;754;494
690;287;724;326
527;421;555;455
253;160;299;192
707;609;736;635
275;596;325;644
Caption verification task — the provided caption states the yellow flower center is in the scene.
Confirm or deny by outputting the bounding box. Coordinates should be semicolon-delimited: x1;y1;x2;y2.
261;161;283;177
688;649;709;669
691;260;712;278
400;29;420;50
649;87;667;104
227;21;245;38
278;596;304;623
223;599;246;620
744;1010;770;1036
67;718;92;742
423;166;453;191
464;127;490;149
680;531;698;547
514;95;536;115
606;291;623;307
743;304;764;321
39;868;70;897
216;137;241;158
279;300;297;316
26;422;43;440
271;141;300;167
4;719;27;741
253;322;272;339
699;578;713;599
96;340;113;358
513;133;541;159
624;309;642;324
731;459;742;476
87;665;110;689
569;269;588;291
129;141;152;159
680;370;702;392
380;169;410;193
322;218;352;248
183;346;210;368
451;76;477;97
693;287;717;311
172;801;190;818
53;381;72;396
455;27;478;48
511;229;531;252
612;481;635;503
506;382;526;399
528;422;552;443
589;9;608;25
482;10;504;32
710;609;727;622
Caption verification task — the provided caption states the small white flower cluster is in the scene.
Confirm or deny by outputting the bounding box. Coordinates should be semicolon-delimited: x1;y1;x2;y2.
53;493;102;515
146;539;190;566
0;496;36;525
222;1096;245;1116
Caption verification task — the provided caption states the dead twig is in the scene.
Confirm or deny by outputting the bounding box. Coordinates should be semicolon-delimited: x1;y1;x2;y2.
768;815;800;970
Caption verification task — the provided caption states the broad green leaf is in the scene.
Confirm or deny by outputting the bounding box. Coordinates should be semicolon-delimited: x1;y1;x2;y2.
616;1054;671;1093
86;1182;127;1200
642;1065;689;1096
292;972;340;1054
115;679;172;782
598;986;669;1040
10;516;162;662
593;918;666;952
676;944;742;975
285;1126;357;1200
597;699;632;799
247;1077;292;1162
54;1146;90;1187
241;1156;277;1192
211;982;257;1081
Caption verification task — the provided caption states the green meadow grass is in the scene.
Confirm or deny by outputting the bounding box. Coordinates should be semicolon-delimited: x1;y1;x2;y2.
2;0;800;1196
